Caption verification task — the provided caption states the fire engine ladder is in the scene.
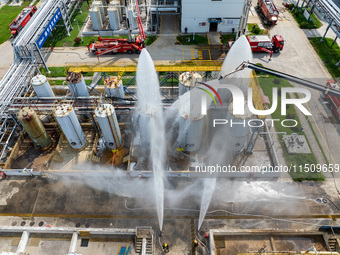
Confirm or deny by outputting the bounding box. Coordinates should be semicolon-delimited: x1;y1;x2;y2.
96;44;121;56
259;47;273;58
134;0;145;40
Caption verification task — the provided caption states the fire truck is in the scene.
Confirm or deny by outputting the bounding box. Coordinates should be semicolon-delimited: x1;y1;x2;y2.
88;0;145;57
88;36;145;56
247;35;284;57
255;0;279;26
9;5;37;37
323;80;340;120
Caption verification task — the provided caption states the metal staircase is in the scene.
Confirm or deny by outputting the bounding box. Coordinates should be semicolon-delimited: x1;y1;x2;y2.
328;236;338;252
135;227;153;255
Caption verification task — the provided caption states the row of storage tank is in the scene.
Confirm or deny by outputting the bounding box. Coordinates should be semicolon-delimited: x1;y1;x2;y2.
31;71;203;99
23;71;250;155
18;103;122;151
20;73;125;151
90;0;138;31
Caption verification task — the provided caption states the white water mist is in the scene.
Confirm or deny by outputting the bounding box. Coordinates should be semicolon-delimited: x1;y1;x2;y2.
136;49;166;231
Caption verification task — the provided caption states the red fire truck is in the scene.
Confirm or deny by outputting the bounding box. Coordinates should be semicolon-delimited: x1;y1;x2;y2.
88;0;145;56
247;35;284;57
88;36;144;56
9;5;37;37
256;0;279;26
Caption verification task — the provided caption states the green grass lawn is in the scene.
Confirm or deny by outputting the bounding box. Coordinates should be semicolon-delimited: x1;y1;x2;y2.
43;1;132;47
43;1;98;47
40;67;69;77
247;23;265;35
258;77;324;181
145;35;158;46
221;34;236;45
176;34;208;45
289;7;322;29
0;0;31;44
309;37;340;79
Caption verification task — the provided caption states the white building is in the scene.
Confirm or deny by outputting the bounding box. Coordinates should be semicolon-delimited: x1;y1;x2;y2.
181;0;245;33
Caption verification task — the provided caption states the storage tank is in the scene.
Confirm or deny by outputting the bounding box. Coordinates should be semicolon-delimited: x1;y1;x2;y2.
176;103;205;152
128;9;138;30
17;107;51;149
90;6;104;31
66;72;89;97
108;5;120;30
95;104;123;150
31;75;55;97
178;72;202;96
105;76;125;98
111;0;122;19
226;103;254;153
53;103;87;150
93;1;106;21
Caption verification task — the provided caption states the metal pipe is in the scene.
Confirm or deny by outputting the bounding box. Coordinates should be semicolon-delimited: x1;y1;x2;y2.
243;62;340;97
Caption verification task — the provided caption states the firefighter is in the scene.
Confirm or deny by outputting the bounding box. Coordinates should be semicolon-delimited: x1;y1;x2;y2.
162;243;170;253
194;240;199;247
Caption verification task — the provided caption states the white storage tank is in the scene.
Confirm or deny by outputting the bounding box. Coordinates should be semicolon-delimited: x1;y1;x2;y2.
177;102;205;152
226;103;254;153
105;76;125;98
178;72;202;96
93;1;106;20
66;72;89;98
95;104;123;150
128;9;138;30
31;75;55;97
90;6;103;31
108;5;120;30
111;0;122;19
53;103;87;150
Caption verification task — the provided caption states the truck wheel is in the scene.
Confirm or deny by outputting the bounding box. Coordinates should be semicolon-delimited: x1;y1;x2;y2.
127;49;133;54
274;48;279;53
136;50;141;54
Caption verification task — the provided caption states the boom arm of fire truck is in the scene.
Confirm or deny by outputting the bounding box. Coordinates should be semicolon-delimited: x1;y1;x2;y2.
219;61;340;97
135;0;145;41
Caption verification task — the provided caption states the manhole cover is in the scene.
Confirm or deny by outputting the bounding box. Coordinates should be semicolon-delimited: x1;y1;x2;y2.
11;222;17;226
75;223;81;228
30;222;35;226
85;223;90;228
38;221;44;227
21;221;26;226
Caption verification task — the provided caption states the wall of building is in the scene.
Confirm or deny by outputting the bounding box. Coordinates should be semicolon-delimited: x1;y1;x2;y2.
181;0;244;33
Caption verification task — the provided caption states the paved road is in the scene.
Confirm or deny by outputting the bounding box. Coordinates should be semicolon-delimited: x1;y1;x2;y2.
251;0;340;196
